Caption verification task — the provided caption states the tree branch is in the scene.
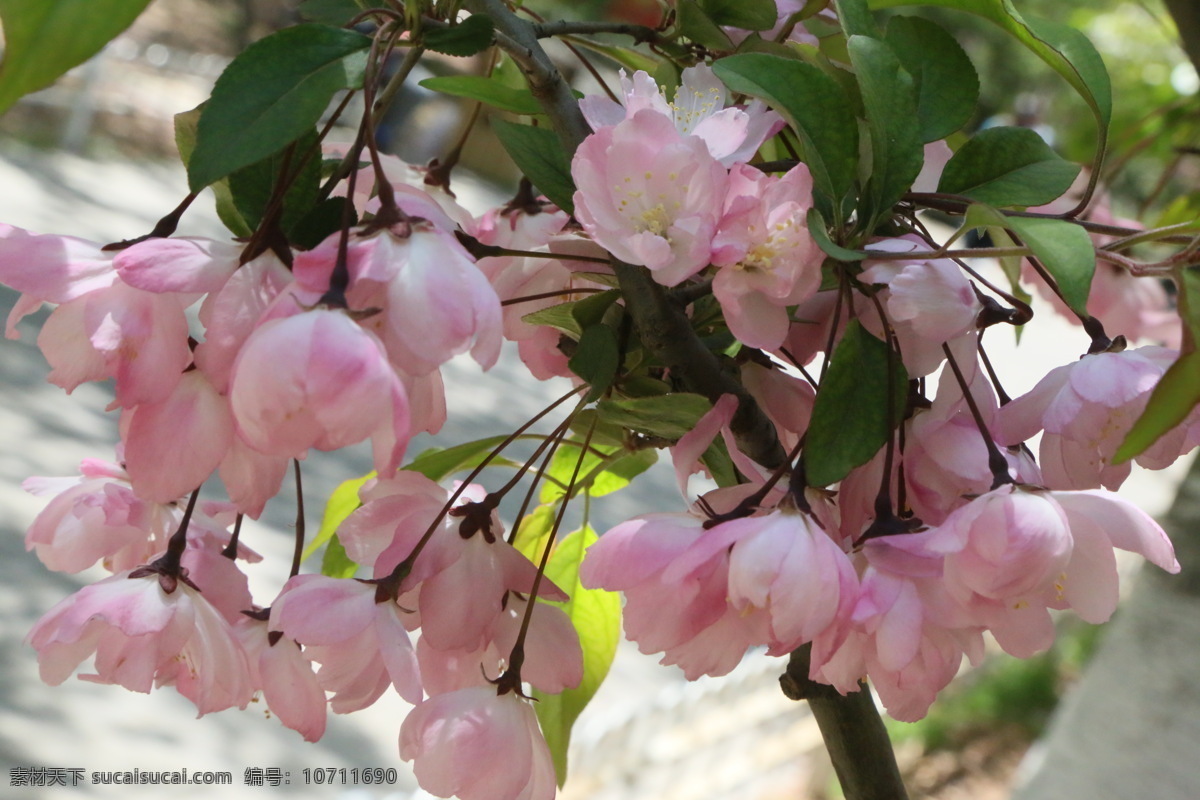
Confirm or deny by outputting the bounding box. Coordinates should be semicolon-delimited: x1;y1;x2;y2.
782;645;910;800
462;0;592;158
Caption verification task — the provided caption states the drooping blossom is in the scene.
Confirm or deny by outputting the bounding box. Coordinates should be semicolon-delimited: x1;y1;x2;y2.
236;615;327;742
27;567;255;716
228;308;411;474
269;574;423;711
293;219;503;375
399;687;556;800
996;346;1200;490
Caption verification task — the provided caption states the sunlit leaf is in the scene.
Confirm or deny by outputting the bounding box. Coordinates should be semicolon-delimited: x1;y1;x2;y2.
533;526;621;786
0;0;153;114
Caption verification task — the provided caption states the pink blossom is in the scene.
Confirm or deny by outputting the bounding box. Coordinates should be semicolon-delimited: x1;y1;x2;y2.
27;568;255;716
810;535;987;722
237;616;327;742
112;236;241;295
228;309;411;473
269;574;422;710
293;224;503;374
860;239;981;377
579;64;783;166
711;163;822;349
23;459;180;573
996;346;1196;490
122;369;235;503
193;253;293;393
581;512;758;678
572;109;727;286
37;280;192;408
418;593;583;696
400;687;556;800
0;227;117;337
722;507;858;653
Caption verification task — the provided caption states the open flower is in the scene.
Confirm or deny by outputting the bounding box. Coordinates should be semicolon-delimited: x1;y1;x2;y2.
27;567;255;716
572;109;727;286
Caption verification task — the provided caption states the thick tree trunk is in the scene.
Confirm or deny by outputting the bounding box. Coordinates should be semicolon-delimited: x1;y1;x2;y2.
1013;454;1200;800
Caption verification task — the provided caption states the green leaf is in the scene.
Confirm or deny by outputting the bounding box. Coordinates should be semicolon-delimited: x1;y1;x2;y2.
321;534;360;578
533;526;621;786
297;0;364;25
806;320;907;487
676;0;735;50
714;54;859;211
596;394;713;441
884;16;979;142
512;504;556;562
419;75;544;115
807;208;868;261
1004;216;1094;317
540;440;657;503
174;106;253;238
288;196;357;250
1113;351;1200;464
700;0;777;31
188;24;371;191
227;128;322;236
847;35;923;219
304;472;375;561
522;290;620;340
403;436;512;482
492;120;576;215
569;324;621;402
937;127;1080;208
836;0;880;37
0;0;152;115
423;14;495;57
867;0;1111;132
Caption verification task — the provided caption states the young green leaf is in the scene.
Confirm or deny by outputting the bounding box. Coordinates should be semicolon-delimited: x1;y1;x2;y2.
188;24;371;191
174;106;253;238
884;16;979;142
422;14;495;57
493;120;576;215
848;35;924;220
320;534;360;578
937;127;1080;208
419;75;545;115
403;436;514;482
303;472;375;561
0;0;153;115
533;526;622;786
512;504;557;563
596;394;714;441
805;320;908;487
714;54;860;212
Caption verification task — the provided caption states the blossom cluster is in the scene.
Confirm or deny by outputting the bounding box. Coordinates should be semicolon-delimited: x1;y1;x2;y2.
2;30;1194;800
